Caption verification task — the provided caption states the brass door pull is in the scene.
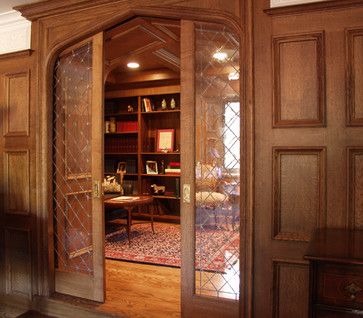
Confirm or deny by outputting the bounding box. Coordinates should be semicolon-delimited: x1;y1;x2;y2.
93;180;101;198
345;283;362;300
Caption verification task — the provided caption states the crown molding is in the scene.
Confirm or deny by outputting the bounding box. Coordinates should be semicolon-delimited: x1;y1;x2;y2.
0;49;32;60
14;0;127;21
0;10;31;55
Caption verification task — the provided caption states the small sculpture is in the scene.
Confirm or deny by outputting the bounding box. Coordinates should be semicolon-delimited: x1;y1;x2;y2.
102;176;121;193
117;163;127;195
150;184;166;195
170;98;176;109
127;105;134;112
161;99;167;110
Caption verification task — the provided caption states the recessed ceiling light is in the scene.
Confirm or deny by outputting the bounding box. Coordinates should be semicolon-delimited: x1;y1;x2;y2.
213;51;228;61
127;62;140;69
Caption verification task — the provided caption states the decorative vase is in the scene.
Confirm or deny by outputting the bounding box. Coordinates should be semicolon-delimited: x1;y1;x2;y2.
170;98;176;109
161;99;167;110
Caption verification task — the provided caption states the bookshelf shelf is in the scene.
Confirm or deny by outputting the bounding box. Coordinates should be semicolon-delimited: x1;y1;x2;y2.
104;91;181;221
141;152;180;155
141;174;180;178
141;110;180;115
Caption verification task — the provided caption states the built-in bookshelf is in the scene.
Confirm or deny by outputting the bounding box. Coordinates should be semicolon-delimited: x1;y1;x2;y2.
104;90;181;221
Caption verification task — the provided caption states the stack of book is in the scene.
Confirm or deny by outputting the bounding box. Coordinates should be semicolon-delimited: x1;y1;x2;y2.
165;162;180;175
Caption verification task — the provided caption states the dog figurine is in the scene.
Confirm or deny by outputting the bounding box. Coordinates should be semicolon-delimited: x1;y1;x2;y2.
150;184;165;195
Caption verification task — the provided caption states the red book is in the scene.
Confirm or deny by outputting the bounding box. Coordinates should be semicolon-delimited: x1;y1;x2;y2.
169;162;180;167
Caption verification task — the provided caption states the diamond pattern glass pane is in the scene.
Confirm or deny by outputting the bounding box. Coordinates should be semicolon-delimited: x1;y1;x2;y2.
53;42;94;275
195;22;240;300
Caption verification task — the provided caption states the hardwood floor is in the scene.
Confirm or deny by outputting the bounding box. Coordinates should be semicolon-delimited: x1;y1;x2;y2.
98;260;181;318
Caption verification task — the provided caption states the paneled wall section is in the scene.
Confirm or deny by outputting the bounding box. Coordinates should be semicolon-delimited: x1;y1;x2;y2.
273;32;325;127
0;51;35;301
254;1;363;317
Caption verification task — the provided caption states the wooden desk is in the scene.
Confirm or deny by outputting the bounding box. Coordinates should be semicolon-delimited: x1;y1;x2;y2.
305;229;363;317
104;195;154;244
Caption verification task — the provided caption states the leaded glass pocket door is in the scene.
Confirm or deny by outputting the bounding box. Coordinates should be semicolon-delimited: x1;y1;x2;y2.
180;21;241;317
53;33;105;302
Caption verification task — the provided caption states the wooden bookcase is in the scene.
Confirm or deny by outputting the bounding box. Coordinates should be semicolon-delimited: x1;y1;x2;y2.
104;89;181;222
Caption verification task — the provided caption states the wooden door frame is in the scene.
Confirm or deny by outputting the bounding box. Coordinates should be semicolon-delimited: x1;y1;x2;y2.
28;3;253;317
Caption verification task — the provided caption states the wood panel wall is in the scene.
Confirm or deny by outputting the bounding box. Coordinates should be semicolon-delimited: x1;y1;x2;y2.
0;50;37;303
254;1;363;317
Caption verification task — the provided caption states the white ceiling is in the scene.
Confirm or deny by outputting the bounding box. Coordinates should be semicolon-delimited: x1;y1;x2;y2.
0;0;42;14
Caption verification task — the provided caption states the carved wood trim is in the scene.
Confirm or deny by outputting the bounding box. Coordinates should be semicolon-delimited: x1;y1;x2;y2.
272;32;326;128
105;84;180;98
265;0;363;16
272;147;327;242
3;149;31;216
16;1;241;30
3;71;30;137
346;28;363;127
28;1;248;309
0;50;32;60
272;259;309;318
347;147;363;229
15;0;127;21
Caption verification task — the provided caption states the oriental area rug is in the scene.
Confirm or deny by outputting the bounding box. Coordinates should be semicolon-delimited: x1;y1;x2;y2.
105;222;239;273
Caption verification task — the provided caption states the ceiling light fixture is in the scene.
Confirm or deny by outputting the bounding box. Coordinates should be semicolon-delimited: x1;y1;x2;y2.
127;62;140;69
213;51;228;61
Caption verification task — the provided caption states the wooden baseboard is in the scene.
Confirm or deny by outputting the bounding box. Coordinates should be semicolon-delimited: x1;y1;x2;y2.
0;294;122;318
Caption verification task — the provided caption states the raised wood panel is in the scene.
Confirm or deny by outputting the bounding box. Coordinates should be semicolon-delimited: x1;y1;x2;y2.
346;28;363;126
348;147;363;229
273;33;325;127
273;147;326;242
4;228;32;298
3;150;30;215
3;71;30;137
272;260;309;318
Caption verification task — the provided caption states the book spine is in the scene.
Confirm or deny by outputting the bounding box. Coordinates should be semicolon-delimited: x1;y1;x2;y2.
165;168;181;173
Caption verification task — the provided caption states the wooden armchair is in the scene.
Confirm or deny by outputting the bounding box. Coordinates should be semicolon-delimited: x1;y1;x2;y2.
195;163;229;229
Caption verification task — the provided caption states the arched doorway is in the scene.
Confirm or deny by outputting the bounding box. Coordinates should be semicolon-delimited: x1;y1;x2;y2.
49;10;246;318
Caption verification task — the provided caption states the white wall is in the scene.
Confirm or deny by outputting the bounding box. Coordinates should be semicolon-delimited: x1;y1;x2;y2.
0;10;31;55
271;0;326;7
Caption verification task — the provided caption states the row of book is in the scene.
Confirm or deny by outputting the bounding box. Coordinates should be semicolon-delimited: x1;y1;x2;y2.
116;121;138;132
165;161;180;175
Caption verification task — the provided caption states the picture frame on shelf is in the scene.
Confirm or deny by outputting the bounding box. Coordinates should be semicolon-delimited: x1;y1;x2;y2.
117;161;126;173
156;129;174;152
142;98;152;112
146;160;158;174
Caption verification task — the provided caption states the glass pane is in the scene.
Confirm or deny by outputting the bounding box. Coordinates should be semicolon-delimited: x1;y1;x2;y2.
195;22;240;300
53;42;94;275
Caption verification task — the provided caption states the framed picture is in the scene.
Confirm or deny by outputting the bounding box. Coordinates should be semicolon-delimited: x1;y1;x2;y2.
117;161;126;173
156;129;174;152
146;160;158;174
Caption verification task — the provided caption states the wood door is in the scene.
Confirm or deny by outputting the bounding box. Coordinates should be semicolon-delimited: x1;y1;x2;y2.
52;33;105;302
180;20;241;318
